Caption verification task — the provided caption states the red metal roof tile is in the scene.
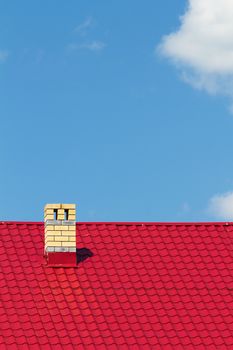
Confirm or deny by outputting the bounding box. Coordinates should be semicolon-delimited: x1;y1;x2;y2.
1;222;233;347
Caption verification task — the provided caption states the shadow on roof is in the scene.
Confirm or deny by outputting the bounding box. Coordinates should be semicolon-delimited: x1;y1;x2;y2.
76;248;94;264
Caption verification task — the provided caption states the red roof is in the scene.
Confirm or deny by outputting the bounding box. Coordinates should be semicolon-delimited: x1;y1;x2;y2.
1;221;233;348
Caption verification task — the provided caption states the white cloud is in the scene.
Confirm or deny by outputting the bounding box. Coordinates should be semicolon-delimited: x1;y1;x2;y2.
158;0;233;100
74;17;94;36
0;50;9;63
68;41;106;53
208;191;233;220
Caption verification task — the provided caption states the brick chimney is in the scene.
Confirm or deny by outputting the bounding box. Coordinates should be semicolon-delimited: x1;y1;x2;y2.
44;204;77;266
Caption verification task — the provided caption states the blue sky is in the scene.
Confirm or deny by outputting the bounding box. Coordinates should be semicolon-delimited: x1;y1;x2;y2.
1;0;233;222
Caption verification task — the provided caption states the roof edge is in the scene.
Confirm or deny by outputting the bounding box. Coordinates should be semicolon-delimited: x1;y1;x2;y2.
0;221;233;226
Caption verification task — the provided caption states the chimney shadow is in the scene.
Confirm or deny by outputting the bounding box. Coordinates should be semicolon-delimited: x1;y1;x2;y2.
76;248;94;264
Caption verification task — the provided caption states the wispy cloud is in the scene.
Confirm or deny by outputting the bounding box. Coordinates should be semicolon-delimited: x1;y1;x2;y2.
157;0;233;109
0;50;9;63
68;17;106;55
208;191;233;220
74;17;94;37
68;40;106;53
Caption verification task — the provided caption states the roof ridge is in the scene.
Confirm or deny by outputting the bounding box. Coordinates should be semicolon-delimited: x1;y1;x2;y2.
0;221;232;226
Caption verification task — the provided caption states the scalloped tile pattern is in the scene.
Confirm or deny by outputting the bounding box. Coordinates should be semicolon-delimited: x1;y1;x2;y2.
1;222;233;348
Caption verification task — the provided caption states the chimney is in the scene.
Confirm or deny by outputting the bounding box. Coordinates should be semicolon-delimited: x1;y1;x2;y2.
44;204;77;266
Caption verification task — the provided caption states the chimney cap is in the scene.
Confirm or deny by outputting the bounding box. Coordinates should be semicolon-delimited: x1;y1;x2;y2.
44;203;76;210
